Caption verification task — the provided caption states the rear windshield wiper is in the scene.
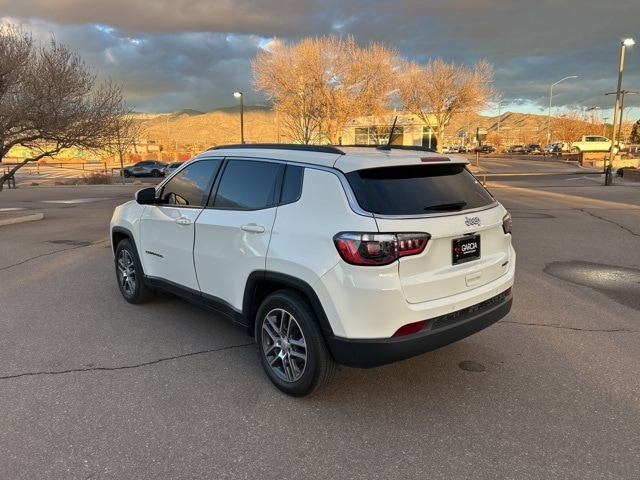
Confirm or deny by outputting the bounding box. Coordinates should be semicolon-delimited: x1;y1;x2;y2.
424;201;467;211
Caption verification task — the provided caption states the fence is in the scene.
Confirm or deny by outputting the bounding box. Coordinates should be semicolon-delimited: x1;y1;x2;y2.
3;166;16;188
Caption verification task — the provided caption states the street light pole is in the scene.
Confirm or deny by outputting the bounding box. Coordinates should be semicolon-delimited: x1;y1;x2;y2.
607;38;635;184
233;91;244;144
497;101;502;148
547;76;577;145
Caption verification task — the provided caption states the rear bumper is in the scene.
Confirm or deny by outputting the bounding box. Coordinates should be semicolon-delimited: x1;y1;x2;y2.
326;290;512;368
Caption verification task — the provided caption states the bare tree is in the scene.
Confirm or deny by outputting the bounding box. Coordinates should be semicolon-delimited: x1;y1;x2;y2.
619;119;634;146
105;107;142;184
553;110;590;143
252;36;397;144
0;23;126;191
395;58;499;152
252;38;323;144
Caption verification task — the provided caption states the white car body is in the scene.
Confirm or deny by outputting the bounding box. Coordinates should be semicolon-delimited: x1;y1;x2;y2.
110;144;516;395
570;135;622;153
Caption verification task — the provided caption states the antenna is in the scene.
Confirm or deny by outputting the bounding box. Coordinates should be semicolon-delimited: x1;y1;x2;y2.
378;116;398;150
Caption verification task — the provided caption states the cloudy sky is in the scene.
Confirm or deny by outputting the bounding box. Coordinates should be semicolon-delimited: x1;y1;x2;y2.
2;0;639;121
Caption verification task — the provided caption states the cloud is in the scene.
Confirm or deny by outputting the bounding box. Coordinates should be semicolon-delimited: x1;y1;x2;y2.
1;0;639;119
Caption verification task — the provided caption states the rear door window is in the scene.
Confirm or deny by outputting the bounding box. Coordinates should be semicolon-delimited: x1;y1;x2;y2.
210;159;285;210
346;164;495;215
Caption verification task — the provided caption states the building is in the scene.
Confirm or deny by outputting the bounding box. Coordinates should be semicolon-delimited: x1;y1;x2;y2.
340;114;441;149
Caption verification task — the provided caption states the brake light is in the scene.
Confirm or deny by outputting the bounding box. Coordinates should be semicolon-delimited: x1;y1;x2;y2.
420;157;451;162
502;212;513;235
333;232;430;266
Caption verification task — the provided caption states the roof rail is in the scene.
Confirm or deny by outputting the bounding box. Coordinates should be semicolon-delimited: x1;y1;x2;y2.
207;143;345;154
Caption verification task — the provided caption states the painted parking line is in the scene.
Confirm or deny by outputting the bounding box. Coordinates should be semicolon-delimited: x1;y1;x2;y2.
40;198;112;204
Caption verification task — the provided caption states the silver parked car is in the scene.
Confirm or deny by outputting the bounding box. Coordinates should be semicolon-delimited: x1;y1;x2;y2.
162;161;185;176
122;160;168;178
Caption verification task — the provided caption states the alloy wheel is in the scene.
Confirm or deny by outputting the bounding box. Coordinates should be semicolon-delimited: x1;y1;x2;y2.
117;249;136;296
260;308;308;383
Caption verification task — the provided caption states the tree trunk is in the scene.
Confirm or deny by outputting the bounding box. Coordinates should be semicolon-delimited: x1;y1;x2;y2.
0;159;31;192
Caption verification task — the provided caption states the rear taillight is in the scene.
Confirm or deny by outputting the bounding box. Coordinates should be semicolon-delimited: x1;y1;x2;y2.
502;212;512;235
333;232;430;266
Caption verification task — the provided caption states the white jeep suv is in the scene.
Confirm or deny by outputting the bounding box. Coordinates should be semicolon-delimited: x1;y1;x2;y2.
110;144;516;396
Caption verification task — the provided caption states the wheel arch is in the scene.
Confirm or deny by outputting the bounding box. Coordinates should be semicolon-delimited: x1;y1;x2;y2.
243;271;335;340
111;226;137;255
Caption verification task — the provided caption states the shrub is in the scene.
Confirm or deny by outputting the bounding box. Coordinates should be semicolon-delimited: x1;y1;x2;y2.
82;172;113;184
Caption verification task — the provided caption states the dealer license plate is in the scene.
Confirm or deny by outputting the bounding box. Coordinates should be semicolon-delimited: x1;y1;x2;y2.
452;235;480;265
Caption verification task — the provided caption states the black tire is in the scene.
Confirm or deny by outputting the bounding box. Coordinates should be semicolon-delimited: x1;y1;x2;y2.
151;169;161;177
114;239;155;304
570;147;580;154
255;290;337;397
123;170;131;178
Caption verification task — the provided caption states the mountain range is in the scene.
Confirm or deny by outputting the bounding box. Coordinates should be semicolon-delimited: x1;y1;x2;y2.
135;106;601;151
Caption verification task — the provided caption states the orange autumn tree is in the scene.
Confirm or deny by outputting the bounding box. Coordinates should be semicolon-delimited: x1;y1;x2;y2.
252;36;398;144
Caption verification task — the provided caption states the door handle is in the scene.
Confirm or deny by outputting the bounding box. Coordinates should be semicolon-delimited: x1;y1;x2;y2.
175;217;192;226
241;224;265;233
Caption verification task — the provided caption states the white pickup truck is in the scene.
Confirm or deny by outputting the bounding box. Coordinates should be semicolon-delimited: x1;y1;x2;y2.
569;135;623;153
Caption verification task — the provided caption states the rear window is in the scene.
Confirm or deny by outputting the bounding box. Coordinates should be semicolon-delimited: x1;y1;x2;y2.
345;164;495;215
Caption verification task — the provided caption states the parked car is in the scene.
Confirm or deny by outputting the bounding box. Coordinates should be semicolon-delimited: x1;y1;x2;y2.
473;145;496;153
544;143;563;154
110;144;515;396
569;135;623;154
162;161;185;176
524;144;542;155
507;145;526;154
122;160;168;178
444;146;466;153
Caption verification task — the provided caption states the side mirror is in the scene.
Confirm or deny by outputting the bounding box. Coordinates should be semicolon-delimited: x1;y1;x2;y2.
135;187;157;205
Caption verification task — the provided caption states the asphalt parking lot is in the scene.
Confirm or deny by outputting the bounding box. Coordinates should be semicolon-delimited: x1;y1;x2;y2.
0;166;639;479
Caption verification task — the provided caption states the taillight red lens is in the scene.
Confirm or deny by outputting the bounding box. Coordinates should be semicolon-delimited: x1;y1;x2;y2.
397;233;429;257
420;157;451;162
334;232;429;266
